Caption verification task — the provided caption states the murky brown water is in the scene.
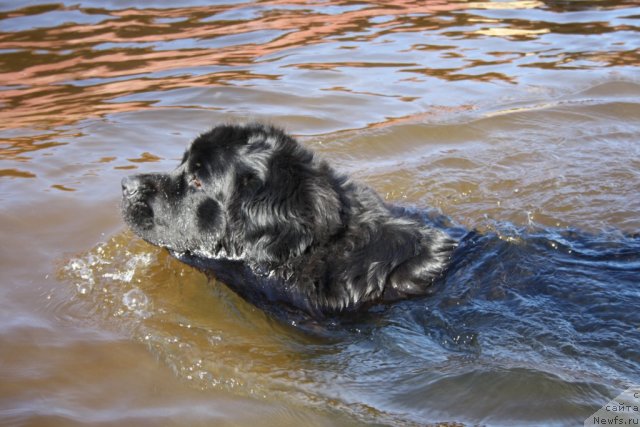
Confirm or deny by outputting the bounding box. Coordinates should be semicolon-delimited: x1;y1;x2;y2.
1;1;639;426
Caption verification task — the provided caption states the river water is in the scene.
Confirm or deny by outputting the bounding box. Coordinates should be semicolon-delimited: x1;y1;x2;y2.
1;1;639;426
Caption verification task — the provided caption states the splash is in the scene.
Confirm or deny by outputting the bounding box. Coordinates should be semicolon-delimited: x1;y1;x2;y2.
59;232;308;398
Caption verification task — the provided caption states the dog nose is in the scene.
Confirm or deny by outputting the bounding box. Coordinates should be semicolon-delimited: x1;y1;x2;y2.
121;175;142;198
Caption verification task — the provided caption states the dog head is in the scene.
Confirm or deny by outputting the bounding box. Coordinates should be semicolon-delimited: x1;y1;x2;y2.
121;124;344;266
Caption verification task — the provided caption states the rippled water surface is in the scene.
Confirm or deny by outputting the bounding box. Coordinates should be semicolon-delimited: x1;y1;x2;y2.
1;1;639;426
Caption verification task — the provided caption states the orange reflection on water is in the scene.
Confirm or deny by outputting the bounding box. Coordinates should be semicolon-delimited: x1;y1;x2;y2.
0;0;546;131
0;0;638;132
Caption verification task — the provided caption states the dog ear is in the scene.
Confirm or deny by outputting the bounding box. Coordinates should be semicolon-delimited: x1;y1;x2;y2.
383;229;456;301
240;149;343;265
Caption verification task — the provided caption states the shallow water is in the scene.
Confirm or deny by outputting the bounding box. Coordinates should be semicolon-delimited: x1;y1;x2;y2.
1;1;639;426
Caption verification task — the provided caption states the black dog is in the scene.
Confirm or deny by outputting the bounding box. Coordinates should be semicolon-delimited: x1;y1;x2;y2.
122;123;456;318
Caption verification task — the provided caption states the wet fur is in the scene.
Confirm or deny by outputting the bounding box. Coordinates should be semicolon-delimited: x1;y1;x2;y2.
121;123;456;318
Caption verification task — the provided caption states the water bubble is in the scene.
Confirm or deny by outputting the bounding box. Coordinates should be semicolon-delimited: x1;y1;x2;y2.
208;334;223;345
122;287;149;311
76;282;92;295
67;258;95;285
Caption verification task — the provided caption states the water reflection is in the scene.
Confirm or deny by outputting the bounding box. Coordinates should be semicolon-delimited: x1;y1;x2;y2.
1;0;640;426
1;1;638;130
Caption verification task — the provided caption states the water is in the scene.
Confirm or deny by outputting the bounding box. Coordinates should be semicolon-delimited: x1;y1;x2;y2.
1;1;639;425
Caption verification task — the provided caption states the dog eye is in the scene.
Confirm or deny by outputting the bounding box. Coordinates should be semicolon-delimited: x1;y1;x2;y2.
189;175;203;189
